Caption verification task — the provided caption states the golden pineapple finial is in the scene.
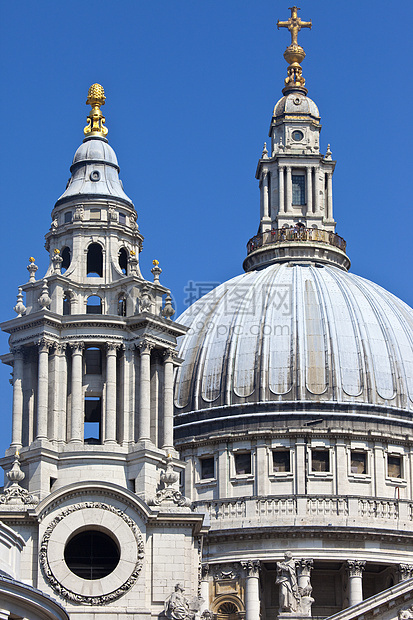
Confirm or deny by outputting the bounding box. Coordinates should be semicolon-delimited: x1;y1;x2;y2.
84;83;108;138
277;7;312;95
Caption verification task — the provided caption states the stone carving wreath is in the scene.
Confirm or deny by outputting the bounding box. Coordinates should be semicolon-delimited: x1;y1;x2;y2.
40;501;144;605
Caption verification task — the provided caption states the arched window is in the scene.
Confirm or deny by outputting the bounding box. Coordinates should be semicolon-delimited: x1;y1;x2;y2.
85;347;102;374
86;295;102;314
61;246;71;273
119;248;128;275
117;295;126;317
87;243;103;277
63;292;71;315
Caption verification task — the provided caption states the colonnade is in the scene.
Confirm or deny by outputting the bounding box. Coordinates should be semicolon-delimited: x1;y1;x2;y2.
10;338;176;450
260;165;334;220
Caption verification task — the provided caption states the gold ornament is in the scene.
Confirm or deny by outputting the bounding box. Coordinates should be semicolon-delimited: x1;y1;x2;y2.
277;7;312;94
84;83;108;138
152;259;159;266
29;257;35;263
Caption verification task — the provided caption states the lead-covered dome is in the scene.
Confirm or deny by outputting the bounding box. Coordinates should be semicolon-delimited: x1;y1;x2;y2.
273;93;320;121
174;263;413;419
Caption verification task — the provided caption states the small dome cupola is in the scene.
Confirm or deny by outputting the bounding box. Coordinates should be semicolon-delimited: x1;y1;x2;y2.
55;84;133;207
246;8;349;273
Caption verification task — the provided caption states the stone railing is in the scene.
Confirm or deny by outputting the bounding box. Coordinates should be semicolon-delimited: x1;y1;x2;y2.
246;228;347;255
194;496;412;530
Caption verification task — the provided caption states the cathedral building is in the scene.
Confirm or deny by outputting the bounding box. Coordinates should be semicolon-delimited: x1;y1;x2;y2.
0;7;412;620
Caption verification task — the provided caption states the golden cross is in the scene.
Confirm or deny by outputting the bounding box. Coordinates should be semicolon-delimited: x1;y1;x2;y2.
277;6;312;47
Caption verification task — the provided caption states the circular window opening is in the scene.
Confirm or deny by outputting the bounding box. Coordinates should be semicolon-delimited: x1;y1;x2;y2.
64;530;120;580
90;170;101;182
292;130;303;141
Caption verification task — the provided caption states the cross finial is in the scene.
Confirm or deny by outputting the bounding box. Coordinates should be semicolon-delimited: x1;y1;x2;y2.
277;6;312;47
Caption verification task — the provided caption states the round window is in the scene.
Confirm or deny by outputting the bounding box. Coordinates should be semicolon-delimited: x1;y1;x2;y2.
64;530;120;580
292;130;304;141
90;170;101;182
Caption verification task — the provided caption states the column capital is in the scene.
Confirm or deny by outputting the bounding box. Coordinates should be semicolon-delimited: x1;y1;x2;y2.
11;346;24;358
106;342;120;354
138;340;154;355
346;559;366;577
163;348;177;363
53;343;67;355
295;558;313;576
398;564;413;582
37;338;53;353
286;165;292;172
70;341;85;354
241;560;260;578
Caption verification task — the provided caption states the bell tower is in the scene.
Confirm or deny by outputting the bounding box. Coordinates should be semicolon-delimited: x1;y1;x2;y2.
1;84;186;501
245;7;350;272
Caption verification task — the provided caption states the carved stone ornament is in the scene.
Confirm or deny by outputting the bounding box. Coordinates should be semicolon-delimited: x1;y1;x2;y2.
398;564;413;581
346;559;366;578
276;552;314;617
39;502;144;605
73;206;84;221
148;455;191;508
0;452;39;505
399;607;413;620
212;564;240;581
241;560;260;578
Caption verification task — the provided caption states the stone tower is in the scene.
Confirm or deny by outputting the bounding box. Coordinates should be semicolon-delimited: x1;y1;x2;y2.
0;85;205;618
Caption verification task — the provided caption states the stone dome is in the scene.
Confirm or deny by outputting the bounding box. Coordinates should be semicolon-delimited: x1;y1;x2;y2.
273;93;320;120
174;263;413;421
56;137;133;206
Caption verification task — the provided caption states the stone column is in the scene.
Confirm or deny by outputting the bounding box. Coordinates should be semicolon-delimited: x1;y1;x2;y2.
121;345;135;444
242;560;260;620
327;172;333;220
36;339;51;440
138;341;153;441
56;344;67;443
70;342;84;443
346;560;365;607
296;559;314;616
262;169;269;219
306;167;313;216
105;343;118;444
11;347;24;449
314;167;321;214
162;349;175;451
286;166;293;213
200;563;210;613
278;166;285;214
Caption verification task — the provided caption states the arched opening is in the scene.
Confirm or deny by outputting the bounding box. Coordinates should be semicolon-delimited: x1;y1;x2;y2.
119;248;128;275
85;347;102;374
63;292;71;315
61;246;71;273
87;243;103;277
118;294;127;317
86;295;102;314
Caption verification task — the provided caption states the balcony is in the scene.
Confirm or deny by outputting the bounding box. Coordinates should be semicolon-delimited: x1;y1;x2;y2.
247;228;347;255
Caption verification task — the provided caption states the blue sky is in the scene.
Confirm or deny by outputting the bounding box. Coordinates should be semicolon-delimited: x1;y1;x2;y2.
0;1;412;456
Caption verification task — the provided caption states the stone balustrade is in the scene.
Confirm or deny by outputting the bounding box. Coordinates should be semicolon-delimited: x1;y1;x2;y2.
246;227;347;255
194;495;412;530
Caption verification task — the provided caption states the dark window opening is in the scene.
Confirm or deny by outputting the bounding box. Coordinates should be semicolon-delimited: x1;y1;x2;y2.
64;211;72;223
119;248;128;275
234;452;251;475
64;530;120;580
84;396;102;444
85;348;102;374
119;212;126;225
292;174;306;205
86;295;102;314
273;450;290;473
351;451;367;474
200;457;215;480
311;450;330;472
118;295;126;317
388;455;402;478
63;294;71;316
87;243;103;277
50;477;57;491
217;603;239;615
128;479;136;493
61;246;71;273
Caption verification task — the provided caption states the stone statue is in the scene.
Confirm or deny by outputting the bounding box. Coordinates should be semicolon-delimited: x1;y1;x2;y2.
276;552;300;613
164;583;191;620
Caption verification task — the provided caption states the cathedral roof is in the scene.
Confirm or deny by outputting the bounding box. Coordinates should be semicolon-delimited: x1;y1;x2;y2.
174;263;413;418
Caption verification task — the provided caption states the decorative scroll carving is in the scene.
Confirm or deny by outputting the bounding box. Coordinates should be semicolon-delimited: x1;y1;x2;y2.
398;564;413;582
39;502;144;605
